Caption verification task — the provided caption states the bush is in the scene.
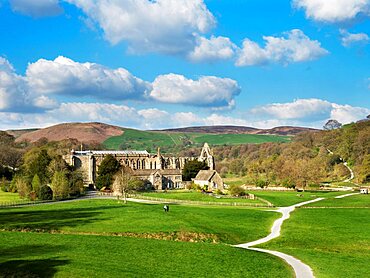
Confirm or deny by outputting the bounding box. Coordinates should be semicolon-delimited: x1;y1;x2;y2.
281;178;295;189
38;185;53;200
185;182;201;191
229;185;246;197
255;179;269;188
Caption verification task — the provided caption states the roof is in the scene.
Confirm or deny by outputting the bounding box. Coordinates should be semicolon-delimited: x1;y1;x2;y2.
194;170;216;181
73;150;149;156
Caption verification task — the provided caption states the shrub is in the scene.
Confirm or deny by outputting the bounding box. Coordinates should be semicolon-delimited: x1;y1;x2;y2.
38;185;53;200
229;185;246;197
255;179;269;188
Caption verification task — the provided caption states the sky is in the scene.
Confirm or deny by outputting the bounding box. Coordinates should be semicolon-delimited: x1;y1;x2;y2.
0;0;369;130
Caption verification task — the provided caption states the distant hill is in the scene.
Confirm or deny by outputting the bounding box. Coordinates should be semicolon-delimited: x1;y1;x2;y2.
13;122;123;144
6;122;317;151
158;125;319;136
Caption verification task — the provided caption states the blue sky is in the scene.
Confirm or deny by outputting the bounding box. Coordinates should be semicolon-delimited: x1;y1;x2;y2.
0;0;369;130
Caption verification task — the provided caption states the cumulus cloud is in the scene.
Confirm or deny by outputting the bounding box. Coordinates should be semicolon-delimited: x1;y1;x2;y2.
340;29;370;47
66;0;216;55
26;56;152;100
293;0;370;23
188;36;237;62
0;57;54;112
251;98;370;125
236;29;328;66
9;0;63;17
150;74;241;109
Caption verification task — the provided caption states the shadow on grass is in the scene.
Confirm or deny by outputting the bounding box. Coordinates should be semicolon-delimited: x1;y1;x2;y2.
0;205;123;231
0;245;69;278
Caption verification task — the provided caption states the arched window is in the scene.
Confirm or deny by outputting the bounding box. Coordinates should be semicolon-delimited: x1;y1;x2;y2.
142;160;145;169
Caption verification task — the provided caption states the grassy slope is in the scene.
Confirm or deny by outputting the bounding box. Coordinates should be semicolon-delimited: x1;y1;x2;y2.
103;128;290;151
0;199;278;244
245;191;347;207
0;190;20;203
140;191;264;205
259;207;370;278
0;232;293;278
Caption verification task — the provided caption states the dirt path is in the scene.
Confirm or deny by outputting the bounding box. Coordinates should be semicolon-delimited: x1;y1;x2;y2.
235;198;323;278
234;193;359;278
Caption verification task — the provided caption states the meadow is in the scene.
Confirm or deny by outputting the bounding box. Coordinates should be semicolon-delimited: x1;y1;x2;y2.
103;128;289;151
0;199;278;244
259;203;370;277
0;231;292;278
244;190;346;207
304;193;370;207
139;191;265;206
0;199;294;277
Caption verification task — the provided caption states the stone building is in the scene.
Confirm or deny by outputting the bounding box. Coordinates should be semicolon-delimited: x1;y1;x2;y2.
64;143;215;190
193;170;224;191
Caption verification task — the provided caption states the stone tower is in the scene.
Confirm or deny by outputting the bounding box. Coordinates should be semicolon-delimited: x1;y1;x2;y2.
199;143;215;170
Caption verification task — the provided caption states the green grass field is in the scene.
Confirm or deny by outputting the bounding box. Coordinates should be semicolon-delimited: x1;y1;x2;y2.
0;190;20;203
0;231;293;278
260;206;370;278
139;191;264;205
103;128;290;151
0;199;294;277
0;199;278;244
246;190;347;207
304;193;370;207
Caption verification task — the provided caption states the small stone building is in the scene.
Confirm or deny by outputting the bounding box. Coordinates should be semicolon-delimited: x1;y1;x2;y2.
193;170;224;191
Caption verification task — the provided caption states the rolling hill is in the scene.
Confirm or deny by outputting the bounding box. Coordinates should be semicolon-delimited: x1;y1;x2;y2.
4;122;316;152
13;122;123;144
157;125;318;135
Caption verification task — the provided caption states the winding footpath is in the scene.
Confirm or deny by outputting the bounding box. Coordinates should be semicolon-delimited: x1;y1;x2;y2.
234;193;356;278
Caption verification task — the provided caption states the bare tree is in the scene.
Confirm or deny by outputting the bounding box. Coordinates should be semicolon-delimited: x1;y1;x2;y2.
112;166;136;204
323;119;342;130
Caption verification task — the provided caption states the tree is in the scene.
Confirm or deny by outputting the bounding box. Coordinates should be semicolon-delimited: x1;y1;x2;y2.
31;174;41;197
50;171;69;200
323;119;342;130
23;148;51;184
95;155;120;189
15;176;31;199
182;160;209;181
112;167;137;204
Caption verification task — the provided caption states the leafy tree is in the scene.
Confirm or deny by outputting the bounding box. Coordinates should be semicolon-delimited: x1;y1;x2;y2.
23;148;51;184
323;119;342;130
95;155;120;189
182;160;209;181
50;171;69;200
31;174;41;197
68;171;84;196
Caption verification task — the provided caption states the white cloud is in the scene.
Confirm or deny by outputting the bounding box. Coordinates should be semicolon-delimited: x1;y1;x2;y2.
67;0;216;55
188;36;237;62
26;56;152;100
0;57;53;112
236;29;328;66
330;103;370;123
251;98;370;125
150;74;241;109
340;29;370;47
10;0;62;17
293;0;370;23
251;99;333;121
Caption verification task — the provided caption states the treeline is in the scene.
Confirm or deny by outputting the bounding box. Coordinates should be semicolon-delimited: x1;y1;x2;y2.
182;120;370;188
0;134;102;200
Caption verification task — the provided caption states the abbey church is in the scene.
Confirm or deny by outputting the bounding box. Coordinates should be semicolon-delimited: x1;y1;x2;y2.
64;143;215;190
